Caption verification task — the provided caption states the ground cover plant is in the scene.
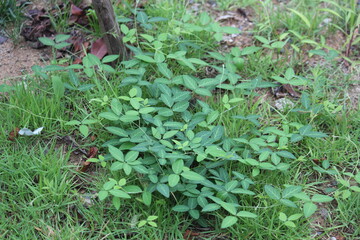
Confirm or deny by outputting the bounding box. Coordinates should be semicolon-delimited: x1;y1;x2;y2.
0;0;359;239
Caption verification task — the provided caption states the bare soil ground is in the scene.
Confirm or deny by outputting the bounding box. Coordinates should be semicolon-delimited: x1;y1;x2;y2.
0;37;49;83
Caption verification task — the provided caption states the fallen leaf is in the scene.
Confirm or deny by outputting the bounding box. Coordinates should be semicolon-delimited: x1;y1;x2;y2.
90;135;97;142
8;127;20;141
91;38;108;60
71;4;83;16
183;229;200;240
283;84;301;98
79;147;98;172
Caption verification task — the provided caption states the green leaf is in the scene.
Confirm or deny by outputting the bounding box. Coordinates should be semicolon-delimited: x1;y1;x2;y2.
138;220;146;227
172;101;189;112
156;184;170;198
111;98;122;115
207;110;219;124
264;185;281;200
183;75;198;90
236;211;257;218
79;125;89;137
255;36;270;44
202;203;220;212
225;180;238;192
290;134;303;142
288;214;302;221
112;197;121;210
135;55;156;63
109;189;131;199
305;131;328;138
123;185;142;193
136;11;148;24
188;58;208;65
172;205;190;212
303;202;317;218
241;46;261;55
157;63;173;79
279;212;287;221
277;151;296;159
98;190;108;201
168;174;180;187
195;88;212;97
54;42;71;49
231;188;255;195
299;125;312;136
125;151;139;162
39;37;55;46
199;12;211;25
120;114;140;123
189;209;200;219
220;201;237;215
311;194;333;203
173;91;190;102
162;130;178;139
111;162;123;171
284;221;296;228
139;107;155;114
109;145;124;161
65;120;81;126
55;34;71;43
160;93;174;107
102;55;119;63
271;41;286;49
181;171;205;181
206;145;227;158
221;216;238;229
172;159;184;174
142;191;152;206
282;186;302;198
99;112;120;121
280;199;298;208
288;8;311;28
105;127;128;137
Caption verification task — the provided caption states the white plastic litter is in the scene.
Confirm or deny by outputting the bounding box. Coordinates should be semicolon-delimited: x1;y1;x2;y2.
18;127;44;136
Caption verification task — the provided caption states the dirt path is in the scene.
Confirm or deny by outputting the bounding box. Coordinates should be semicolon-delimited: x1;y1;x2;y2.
0;37;49;84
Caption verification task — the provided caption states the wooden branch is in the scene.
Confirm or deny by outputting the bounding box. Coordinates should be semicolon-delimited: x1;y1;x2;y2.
92;0;127;60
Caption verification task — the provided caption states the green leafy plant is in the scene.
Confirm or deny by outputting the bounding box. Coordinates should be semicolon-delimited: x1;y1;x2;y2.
137;215;158;228
39;34;71;63
65;119;98;138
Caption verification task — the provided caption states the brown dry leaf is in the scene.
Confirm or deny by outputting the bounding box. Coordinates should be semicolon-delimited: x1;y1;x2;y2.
283;84;301;98
183;229;200;240
90;135;97;142
71;4;83;16
34;226;43;232
91;38;108;60
8;127;20;141
79;147;98;172
69;4;89;26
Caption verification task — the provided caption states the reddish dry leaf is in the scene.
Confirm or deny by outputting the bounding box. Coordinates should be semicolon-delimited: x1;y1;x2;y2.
69;4;89;25
73;58;83;64
90;135;97;142
8;127;20;141
183;230;200;240
79;147;98;172
91;38;108;60
283;84;301;98
71;4;84;16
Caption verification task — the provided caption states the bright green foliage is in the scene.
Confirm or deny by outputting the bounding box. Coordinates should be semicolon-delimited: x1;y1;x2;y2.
82;42;329;227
